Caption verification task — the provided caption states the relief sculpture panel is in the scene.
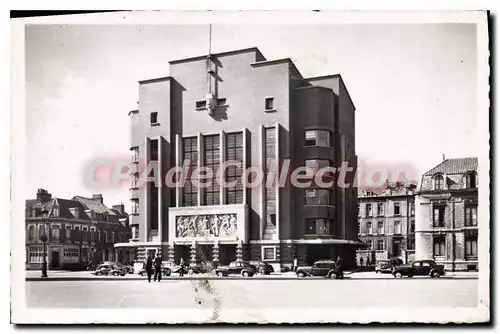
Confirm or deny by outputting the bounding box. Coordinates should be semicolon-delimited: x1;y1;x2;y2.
175;213;238;238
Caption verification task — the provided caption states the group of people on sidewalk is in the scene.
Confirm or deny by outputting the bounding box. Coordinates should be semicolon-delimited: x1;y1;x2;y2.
143;253;188;282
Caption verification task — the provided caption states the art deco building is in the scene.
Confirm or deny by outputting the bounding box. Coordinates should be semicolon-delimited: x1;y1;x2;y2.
415;157;478;271
117;47;360;270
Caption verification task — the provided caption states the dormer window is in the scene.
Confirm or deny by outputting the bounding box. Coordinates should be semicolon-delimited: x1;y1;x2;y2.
465;172;477;189
434;175;444;190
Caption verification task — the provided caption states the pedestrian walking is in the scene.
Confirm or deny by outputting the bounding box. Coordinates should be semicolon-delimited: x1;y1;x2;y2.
179;258;185;277
153;253;163;282
360;257;364;267
367;257;371;267
336;255;344;279
293;257;298;272
145;254;153;283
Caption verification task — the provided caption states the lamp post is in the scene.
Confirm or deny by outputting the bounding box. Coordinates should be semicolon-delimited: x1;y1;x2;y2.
40;207;49;278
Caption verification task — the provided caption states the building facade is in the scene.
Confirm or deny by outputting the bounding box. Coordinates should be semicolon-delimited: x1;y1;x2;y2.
415;157;478;271
25;189;132;270
118;47;360;270
357;182;417;265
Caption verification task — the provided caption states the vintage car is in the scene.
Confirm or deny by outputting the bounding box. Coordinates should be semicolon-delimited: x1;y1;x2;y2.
214;261;256;277
93;264;125;276
248;261;275;275
392;259;446;278
295;260;341;279
375;258;404;274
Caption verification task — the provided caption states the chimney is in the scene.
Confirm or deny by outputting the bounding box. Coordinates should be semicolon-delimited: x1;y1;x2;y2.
442;154;446;161
36;188;52;204
112;204;125;215
92;194;104;204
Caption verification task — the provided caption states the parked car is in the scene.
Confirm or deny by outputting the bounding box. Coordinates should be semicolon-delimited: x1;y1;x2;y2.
93;264;117;276
295;260;340;279
392;259;446;278
108;265;128;276
214;261;256;277
248;261;275;275
375;258;404;274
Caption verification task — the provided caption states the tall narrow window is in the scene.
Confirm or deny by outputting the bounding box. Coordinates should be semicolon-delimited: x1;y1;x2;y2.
394;221;401;234
150;112;158;124
377;203;384;216
465;173;477;189
465;205;478;226
182;137;198;206
203;134;220;206
377;240;385;251
366;222;372;235
150;186;159;229
465;237;478;257
394;202;401;215
150;139;158;161
377;221;384;235
366;204;372;217
264;127;277;228
225;132;243;204
433;205;445;227
433;236;445;256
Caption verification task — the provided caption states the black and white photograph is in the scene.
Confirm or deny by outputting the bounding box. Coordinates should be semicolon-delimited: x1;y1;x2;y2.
9;10;490;324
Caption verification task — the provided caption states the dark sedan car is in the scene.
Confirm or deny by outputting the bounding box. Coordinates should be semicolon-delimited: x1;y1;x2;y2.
248;261;275;275
295;260;341;279
392;260;446;278
214;261;256;277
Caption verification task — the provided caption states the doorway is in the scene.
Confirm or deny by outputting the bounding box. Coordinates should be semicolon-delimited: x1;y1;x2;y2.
50;251;60;269
219;244;236;265
392;239;401;257
174;245;190;265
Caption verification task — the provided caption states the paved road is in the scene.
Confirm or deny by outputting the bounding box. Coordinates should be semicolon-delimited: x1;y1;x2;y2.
26;277;478;310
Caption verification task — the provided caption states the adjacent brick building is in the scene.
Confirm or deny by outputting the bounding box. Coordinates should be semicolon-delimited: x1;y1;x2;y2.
25;189;132;270
415;157;478;271
357;182;417;266
116;47;361;270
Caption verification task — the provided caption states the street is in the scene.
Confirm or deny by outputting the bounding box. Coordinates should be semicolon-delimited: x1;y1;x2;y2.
26;276;478;309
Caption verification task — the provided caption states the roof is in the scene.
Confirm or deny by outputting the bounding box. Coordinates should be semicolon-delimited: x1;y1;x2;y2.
424;157;478;176
72;196;117;215
53;198;88;219
169;47;265;65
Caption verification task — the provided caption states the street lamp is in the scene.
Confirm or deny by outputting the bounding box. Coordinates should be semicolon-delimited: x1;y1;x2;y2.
40;207;49;278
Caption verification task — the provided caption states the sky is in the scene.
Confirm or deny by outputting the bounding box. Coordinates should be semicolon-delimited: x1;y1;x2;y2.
25;21;479;211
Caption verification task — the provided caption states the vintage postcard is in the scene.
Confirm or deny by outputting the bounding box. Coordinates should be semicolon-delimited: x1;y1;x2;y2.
10;10;490;324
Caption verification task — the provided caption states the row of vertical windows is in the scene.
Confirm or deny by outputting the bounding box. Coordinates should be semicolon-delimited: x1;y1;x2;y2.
264;127;276;227
225;132;244;205
203;135;220;206
183;137;198;206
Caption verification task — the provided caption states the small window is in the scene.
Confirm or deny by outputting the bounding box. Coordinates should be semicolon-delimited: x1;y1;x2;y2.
368;240;374;249
434;175;444;190
262;246;276;261
377;240;385;251
377;203;384;216
394;221;401;234
394;202;401;215
465;237;478;256
366;204;372;217
216;98;226;106
422;262;431;267
377;222;384;234
366;222;372;235
265;97;274;110
196;101;207;109
465;173;477;189
150;112;158;124
465;205;478;226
